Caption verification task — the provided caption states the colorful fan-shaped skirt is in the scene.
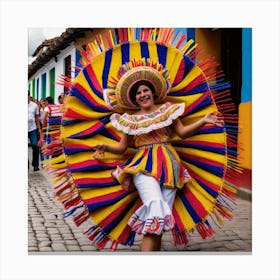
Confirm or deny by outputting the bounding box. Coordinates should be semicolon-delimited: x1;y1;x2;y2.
43;28;241;250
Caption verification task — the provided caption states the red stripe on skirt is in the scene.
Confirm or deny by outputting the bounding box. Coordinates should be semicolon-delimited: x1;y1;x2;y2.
84;190;125;205
184;188;208;219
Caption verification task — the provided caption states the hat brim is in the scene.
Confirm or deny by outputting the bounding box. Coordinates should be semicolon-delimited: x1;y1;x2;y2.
115;66;170;109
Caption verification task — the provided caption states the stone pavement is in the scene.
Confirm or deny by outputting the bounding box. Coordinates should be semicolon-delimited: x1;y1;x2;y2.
28;165;252;253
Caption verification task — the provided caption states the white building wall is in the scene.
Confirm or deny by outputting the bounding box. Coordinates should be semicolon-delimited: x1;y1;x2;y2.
28;43;76;103
54;45;76;101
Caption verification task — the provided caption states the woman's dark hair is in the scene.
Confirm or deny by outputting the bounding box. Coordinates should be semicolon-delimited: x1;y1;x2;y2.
46;96;54;105
129;80;156;105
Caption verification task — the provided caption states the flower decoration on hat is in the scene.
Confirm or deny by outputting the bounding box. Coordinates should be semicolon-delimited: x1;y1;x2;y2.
104;59;171;112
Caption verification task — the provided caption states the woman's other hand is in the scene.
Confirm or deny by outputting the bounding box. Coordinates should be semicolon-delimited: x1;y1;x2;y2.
203;112;224;126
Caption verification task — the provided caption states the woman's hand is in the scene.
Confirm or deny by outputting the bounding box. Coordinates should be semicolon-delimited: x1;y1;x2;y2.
203;112;224;126
92;134;131;158
92;144;107;159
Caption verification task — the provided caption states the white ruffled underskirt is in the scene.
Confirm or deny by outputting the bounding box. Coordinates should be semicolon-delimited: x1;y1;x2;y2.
128;200;175;235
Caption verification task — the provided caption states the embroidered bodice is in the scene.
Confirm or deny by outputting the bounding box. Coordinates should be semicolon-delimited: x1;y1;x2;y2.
133;127;171;147
110;102;185;140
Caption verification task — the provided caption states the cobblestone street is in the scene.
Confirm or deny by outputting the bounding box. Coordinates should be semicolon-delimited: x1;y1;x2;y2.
28;163;252;253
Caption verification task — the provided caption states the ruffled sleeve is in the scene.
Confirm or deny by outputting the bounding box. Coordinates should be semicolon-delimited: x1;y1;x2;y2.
110;102;185;135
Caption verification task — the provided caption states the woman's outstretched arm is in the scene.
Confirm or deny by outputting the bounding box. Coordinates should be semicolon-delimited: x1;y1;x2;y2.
173;112;224;139
92;133;132;159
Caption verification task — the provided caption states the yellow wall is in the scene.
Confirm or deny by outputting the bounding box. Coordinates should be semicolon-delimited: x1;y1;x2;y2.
238;101;252;169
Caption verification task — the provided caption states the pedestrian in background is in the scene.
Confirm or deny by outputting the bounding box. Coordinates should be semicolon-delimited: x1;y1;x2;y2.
58;93;65;105
39;95;64;161
28;91;41;171
42;95;63;127
39;98;46;125
38;98;47;164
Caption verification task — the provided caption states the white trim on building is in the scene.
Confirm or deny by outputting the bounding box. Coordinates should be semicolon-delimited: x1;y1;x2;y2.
28;43;76;103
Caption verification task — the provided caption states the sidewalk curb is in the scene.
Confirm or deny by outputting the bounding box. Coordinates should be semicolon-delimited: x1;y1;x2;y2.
226;180;252;202
237;187;252;201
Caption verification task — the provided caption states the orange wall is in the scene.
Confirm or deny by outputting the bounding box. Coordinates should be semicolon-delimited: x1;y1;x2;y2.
238;101;252;169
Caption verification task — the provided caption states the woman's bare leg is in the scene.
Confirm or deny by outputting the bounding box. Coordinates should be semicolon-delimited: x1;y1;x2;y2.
141;234;162;251
155;234;162;250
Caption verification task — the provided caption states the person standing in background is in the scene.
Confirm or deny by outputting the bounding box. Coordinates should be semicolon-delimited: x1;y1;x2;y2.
58;93;65;105
39;98;47;125
39;95;64;161
42;95;63;127
28;91;41;171
38;98;47;164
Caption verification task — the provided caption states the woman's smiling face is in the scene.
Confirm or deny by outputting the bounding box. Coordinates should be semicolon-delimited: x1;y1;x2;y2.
135;84;155;109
